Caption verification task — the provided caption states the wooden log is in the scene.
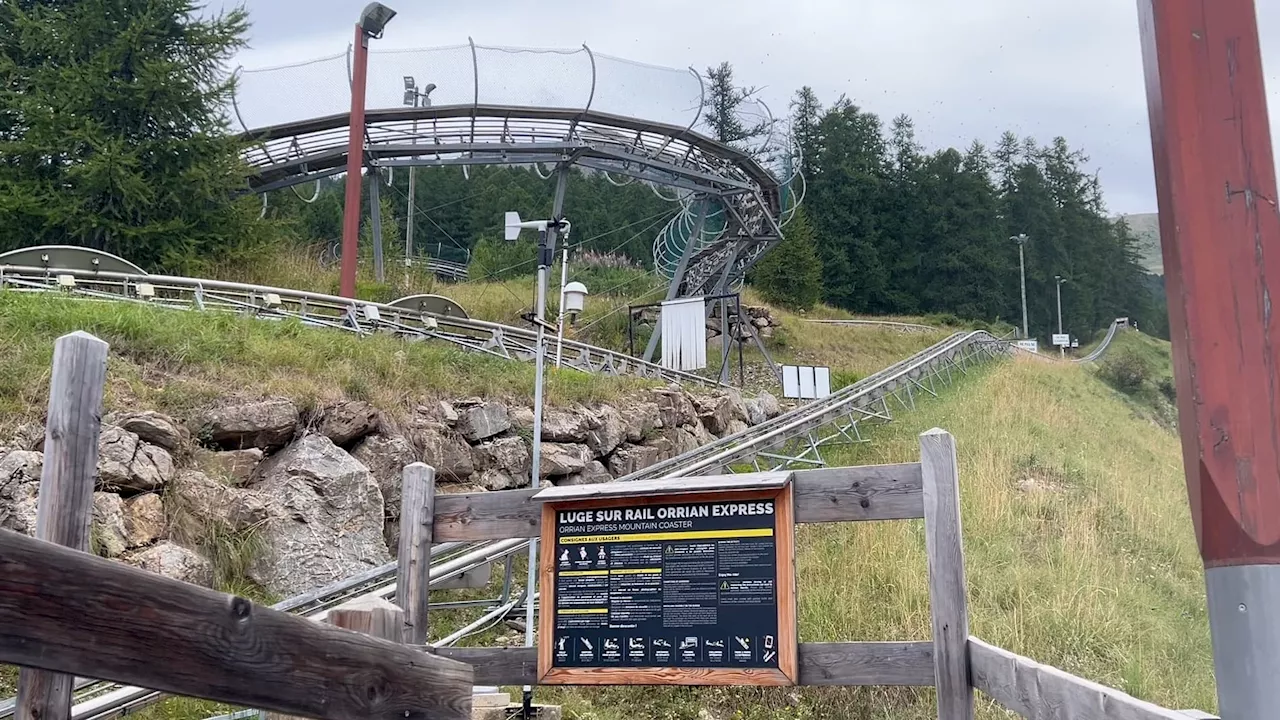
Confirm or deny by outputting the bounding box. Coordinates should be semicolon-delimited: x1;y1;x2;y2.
435;641;935;687
17;331;109;720
920;429;973;720
968;637;1189;720
0;528;474;720
397;463;435;646
432;463;924;541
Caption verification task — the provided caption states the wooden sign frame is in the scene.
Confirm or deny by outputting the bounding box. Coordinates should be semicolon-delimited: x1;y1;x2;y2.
536;479;797;686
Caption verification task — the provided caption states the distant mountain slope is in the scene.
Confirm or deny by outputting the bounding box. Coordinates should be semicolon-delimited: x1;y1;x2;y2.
1118;213;1163;275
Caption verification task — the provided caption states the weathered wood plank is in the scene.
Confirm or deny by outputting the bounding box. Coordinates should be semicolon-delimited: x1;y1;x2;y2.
433;464;923;541
0;529;474;720
17;331;109;720
435;642;934;687
531;472;792;502
397;463;435;646
920;429;973;720
968;637;1189;720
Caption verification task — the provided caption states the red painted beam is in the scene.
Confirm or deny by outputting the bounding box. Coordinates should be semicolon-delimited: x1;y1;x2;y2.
1139;0;1280;568
339;25;371;299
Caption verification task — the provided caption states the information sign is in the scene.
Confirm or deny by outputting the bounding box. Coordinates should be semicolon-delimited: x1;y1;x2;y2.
536;482;797;686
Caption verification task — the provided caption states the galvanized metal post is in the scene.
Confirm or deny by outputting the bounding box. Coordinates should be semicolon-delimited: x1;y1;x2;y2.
1011;234;1029;339
339;25;371;299
1139;2;1280;717
370;170;385;284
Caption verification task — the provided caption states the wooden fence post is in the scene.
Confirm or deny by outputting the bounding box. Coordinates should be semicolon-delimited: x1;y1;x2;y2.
16;331;109;720
398;463;436;647
920;428;973;720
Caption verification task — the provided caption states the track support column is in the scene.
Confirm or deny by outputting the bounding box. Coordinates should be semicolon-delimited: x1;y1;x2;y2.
1139;2;1280;717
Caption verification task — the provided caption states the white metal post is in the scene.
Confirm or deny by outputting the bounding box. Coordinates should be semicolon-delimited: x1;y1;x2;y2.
555;248;568;368
523;226;554;711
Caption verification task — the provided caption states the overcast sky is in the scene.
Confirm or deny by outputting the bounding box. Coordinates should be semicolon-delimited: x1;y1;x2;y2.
230;0;1280;216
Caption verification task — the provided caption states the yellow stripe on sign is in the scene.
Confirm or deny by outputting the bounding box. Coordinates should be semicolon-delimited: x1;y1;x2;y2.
557;608;609;615
560;570;609;577
609;568;662;575
559;528;774;544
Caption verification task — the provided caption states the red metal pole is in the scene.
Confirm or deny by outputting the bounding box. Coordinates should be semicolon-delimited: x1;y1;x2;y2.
1139;1;1280;715
339;24;371;299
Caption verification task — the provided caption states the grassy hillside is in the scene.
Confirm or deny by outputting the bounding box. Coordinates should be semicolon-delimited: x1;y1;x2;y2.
539;353;1212;719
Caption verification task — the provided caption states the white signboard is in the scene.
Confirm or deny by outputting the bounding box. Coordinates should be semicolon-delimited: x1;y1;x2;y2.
1052;333;1071;347
781;365;832;400
1014;339;1039;354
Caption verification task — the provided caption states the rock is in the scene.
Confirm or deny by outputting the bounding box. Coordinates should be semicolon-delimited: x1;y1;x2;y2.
110;411;184;451
540;443;593;478
726;419;749;437
753;317;770;328
437;400;460;426
0;450;42;535
249;434;390;596
607;444;661;478
510;407;535;430
651;389;697;429
561;460;613;486
758;392;781;419
695;393;750;437
621;402;661;442
97;426;174;494
11;423;45;451
745;398;766;426
455;400;511;442
541;408;591;443
124;493;166;548
126;541;212;587
760;325;775;338
189;398;299;451
193;447;264;485
472;436;531;490
410;423;474;481
318;401;381;446
350;434;418;519
662;427;702;458
92;492;128;558
170;470;274;532
586;406;627;457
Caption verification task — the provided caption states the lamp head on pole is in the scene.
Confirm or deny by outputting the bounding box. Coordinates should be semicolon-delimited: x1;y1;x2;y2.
563;281;588;321
504;211;548;241
359;2;396;38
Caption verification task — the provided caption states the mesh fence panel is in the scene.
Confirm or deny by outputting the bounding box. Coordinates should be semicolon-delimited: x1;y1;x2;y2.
366;44;476;109
590;53;702;128
232;51;350;130
470;44;593;109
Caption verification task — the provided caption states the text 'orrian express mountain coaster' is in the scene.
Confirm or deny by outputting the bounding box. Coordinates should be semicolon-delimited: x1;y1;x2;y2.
534;473;797;686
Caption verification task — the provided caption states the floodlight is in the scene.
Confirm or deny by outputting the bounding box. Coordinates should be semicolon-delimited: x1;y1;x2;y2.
504;211;547;241
358;3;396;38
404;76;416;90
423;83;437;95
403;89;417;106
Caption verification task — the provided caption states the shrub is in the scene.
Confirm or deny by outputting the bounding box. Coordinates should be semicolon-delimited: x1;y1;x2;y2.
1157;376;1177;403
1098;347;1153;395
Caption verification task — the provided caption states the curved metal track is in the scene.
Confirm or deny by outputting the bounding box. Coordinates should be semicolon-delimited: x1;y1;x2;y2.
0;262;724;388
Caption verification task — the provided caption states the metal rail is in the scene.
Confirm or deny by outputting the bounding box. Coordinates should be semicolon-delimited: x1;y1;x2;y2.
0;264;725;388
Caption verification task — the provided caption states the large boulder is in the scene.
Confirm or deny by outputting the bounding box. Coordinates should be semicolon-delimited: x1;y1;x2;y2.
248;435;390;596
126;541;213;587
124;493;166;548
561;460;613;486
540;408;591;443
170;470;274;532
472;436;531;491
586;406;627;457
0;450;42;535
92;492;128;557
758;391;782;419
97;426;174;494
621;402;661;443
189;398;299;451
454;400;511;442
540;443;593;478
651;388;698;429
350;434;418;519
108;411;185;452
607;444;661;478
317;401;381;447
695;393;750;437
409;423;474;481
192;447;264;486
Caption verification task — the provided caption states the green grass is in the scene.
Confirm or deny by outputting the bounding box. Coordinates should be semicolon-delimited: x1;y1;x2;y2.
0;291;645;438
536;355;1212;719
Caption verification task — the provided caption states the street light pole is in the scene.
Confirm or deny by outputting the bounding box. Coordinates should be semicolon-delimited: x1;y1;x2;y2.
1055;275;1066;358
1011;234;1029;339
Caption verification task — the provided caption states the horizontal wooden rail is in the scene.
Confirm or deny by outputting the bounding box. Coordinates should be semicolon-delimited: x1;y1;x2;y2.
435;641;935;687
433;464;924;541
968;637;1190;719
0;529;473;720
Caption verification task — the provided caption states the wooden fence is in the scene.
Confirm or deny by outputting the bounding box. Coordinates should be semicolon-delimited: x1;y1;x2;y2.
0;331;1217;720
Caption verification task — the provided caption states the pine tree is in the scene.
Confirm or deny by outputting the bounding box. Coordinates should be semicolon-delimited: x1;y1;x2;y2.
0;0;264;271
789;87;823;180
751;208;823;310
701;62;768;149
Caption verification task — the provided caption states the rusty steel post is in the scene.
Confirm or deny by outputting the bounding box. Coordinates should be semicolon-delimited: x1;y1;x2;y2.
1139;1;1280;716
339;24;371;299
